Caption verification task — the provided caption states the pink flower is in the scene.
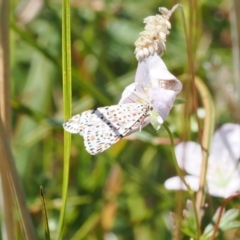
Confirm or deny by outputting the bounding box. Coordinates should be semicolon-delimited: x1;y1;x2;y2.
164;123;240;198
119;54;182;130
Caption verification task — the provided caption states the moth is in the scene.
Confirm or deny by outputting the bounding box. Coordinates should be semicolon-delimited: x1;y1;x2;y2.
63;103;152;155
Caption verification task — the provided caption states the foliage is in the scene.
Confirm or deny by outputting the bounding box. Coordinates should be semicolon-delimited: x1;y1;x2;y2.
0;0;240;239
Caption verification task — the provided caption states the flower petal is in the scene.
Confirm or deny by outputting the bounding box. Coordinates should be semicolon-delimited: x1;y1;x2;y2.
175;142;202;176
118;83;151;135
164;175;200;191
206;159;240;198
135;53;180;86
118;83;137;104
119;54;182;130
207;173;240;198
149;87;178;121
135;59;149;86
211;123;240;163
118;83;148;104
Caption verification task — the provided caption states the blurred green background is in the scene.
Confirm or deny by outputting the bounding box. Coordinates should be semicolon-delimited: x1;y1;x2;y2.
1;0;240;239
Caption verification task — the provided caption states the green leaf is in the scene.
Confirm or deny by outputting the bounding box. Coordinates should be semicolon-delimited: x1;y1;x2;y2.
220;209;240;224
173;98;186;105
202;208;240;239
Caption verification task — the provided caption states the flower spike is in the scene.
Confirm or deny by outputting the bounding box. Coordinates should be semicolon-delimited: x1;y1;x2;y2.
134;5;179;61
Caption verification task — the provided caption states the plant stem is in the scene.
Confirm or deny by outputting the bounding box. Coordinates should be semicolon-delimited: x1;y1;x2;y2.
0;117;36;239
210;193;240;240
194;77;215;214
163;123;201;239
57;0;72;239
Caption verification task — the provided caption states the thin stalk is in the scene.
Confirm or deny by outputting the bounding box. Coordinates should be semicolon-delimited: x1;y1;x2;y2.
210;193;240;240
178;74;215;219
0;0;14;238
0;1;36;238
231;0;240;99
0;0;10;132
178;5;202;141
230;0;240;122
57;0;72;239
163;123;201;239
40;187;51;240
195;77;215;214
70;212;100;240
0;117;36;239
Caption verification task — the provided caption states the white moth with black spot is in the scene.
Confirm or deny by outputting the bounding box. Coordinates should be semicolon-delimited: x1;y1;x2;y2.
63;103;152;155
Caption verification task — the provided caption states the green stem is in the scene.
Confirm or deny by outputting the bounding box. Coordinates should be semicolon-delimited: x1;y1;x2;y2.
163;122;201;239
195;77;215;214
57;0;72;239
178;4;202;142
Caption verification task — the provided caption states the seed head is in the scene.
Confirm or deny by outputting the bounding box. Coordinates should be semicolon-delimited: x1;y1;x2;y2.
135;6;178;61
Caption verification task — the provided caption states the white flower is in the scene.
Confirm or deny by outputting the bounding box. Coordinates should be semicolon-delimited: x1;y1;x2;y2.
134;7;176;61
119;54;182;130
164;123;240;198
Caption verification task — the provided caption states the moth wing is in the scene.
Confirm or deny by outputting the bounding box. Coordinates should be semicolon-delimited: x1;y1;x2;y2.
80;103;150;155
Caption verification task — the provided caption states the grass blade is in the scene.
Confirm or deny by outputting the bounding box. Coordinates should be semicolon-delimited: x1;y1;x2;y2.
57;0;72;239
40;187;51;240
